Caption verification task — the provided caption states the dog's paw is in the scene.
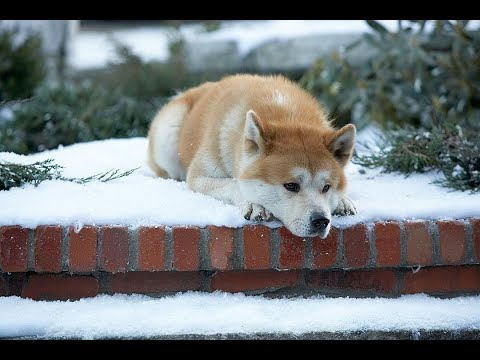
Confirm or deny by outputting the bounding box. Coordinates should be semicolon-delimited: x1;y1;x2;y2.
242;203;275;222
333;196;357;216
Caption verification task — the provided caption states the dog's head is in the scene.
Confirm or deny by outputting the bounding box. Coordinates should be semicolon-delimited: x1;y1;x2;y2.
238;110;356;238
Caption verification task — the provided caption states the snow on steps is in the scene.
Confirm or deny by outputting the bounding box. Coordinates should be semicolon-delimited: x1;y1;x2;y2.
1;219;480;300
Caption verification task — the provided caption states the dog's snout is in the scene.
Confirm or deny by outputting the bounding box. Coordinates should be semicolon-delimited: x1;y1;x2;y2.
310;213;330;231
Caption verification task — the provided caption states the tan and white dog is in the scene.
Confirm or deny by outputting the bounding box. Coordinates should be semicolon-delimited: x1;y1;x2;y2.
147;74;356;238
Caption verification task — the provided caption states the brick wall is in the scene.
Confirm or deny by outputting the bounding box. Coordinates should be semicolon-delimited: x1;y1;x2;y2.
1;219;479;300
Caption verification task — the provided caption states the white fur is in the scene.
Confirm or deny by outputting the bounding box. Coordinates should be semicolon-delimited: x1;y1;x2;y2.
151;103;188;180
244;110;262;144
272;90;288;106
313;170;331;187
237;168;340;238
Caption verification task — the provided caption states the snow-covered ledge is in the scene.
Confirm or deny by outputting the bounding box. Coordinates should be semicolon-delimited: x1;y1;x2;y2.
1;136;480;300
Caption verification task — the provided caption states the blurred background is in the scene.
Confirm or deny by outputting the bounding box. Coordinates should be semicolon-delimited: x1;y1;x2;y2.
1;20;479;192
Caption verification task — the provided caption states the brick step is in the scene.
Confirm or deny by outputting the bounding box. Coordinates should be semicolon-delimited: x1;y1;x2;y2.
1;219;479;273
2;266;480;300
1;219;479;300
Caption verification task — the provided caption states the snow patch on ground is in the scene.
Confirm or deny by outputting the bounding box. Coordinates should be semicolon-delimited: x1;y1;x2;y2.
1;292;479;339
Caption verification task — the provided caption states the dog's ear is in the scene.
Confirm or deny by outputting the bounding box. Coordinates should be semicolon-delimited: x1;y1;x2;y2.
244;110;266;153
329;123;356;166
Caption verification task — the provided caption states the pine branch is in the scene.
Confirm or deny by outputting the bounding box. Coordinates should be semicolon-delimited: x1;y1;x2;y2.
0;159;62;190
0;159;138;191
61;167;139;185
354;121;480;193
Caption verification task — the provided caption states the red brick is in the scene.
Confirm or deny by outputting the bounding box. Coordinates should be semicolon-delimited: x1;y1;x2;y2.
208;226;234;270
403;266;480;294
312;227;338;269
35;226;62;273
244;225;270;270
69;226;97;272
109;272;202;293
5;273;26;296
0;226;28;272
471;218;480;262
173;227;200;271
210;270;300;292
101;226;129;273
279;227;304;269
306;269;397;294
0;276;7;296
22;275;99;300
438;220;465;264
375;222;401;267
343;224;370;267
405;221;433;265
138;227;165;271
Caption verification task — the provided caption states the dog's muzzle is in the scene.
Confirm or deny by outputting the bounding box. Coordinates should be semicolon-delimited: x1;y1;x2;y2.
310;212;330;231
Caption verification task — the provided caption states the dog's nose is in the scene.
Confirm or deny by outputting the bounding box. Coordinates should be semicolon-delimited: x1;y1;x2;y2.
310;213;330;231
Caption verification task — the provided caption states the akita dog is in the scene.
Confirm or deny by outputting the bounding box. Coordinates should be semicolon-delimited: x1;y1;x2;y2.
148;74;356;238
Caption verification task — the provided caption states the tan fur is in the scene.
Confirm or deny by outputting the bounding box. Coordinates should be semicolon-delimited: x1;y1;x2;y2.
148;74;356;238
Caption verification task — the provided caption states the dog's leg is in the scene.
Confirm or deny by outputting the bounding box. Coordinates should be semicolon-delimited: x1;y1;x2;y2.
188;174;273;221
187;156;274;222
240;203;275;222
333;196;357;216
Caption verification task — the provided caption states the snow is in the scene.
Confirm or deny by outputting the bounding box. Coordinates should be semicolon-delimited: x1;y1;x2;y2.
1;128;480;229
0;292;479;339
70;20;480;70
69;28;171;69
452;164;464;178
184;20;398;57
69;20;401;70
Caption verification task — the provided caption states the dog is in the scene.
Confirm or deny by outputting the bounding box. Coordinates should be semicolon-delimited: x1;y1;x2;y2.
147;74;356;238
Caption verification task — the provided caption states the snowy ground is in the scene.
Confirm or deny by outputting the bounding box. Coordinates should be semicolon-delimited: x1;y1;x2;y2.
1;292;479;339
1;128;479;229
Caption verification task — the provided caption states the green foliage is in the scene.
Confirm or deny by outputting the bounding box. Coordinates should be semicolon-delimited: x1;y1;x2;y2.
202;21;222;33
0;36;232;154
301;20;480;192
0;27;46;102
0;82;166;154
300;20;480;129
354;116;480;193
0;159;137;191
0;159;61;190
74;40;199;100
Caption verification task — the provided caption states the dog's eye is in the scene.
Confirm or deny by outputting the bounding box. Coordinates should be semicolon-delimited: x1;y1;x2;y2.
322;184;331;193
284;183;300;193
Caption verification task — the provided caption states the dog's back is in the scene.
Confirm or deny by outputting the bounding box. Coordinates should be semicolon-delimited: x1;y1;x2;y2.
148;74;332;180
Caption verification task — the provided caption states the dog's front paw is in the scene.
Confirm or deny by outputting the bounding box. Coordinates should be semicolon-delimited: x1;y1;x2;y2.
333;196;357;216
242;203;275;222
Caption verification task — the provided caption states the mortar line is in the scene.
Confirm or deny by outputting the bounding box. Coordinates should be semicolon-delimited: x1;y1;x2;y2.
61;226;69;272
164;226;173;271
